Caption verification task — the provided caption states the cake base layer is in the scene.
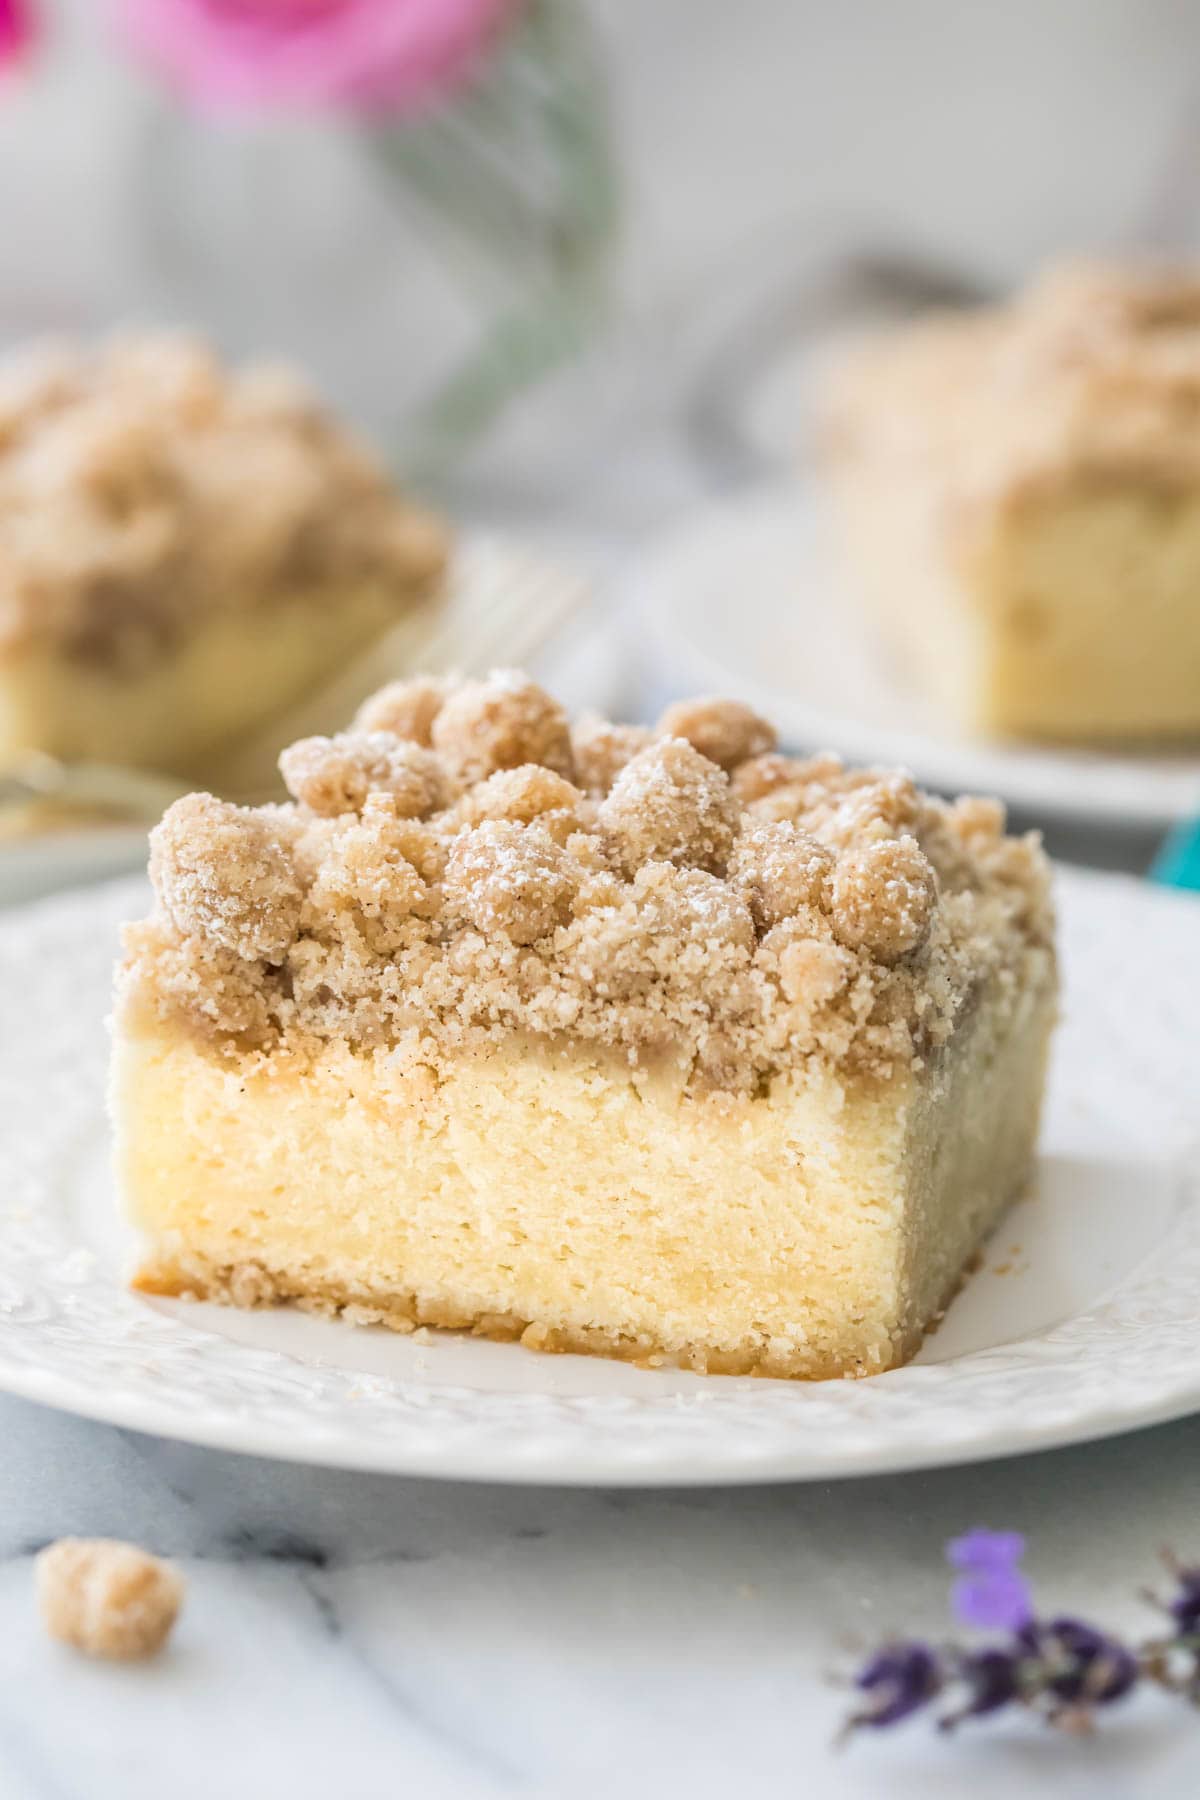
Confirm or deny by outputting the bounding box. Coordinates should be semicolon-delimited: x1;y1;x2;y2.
826;479;1200;743
979;490;1200;740
0;580;417;783
114;974;1055;1380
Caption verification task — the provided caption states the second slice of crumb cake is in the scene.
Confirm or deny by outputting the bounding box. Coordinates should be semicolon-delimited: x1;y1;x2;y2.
112;673;1057;1380
820;261;1200;742
0;335;447;785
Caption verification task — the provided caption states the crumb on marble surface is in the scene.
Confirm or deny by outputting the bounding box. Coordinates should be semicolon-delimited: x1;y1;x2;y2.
36;1537;184;1661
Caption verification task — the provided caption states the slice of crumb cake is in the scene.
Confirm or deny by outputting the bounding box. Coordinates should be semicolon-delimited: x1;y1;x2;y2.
0;334;446;785
820;261;1200;742
111;673;1057;1380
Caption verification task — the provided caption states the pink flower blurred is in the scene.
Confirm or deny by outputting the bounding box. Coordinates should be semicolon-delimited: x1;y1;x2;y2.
0;0;35;67
118;0;519;115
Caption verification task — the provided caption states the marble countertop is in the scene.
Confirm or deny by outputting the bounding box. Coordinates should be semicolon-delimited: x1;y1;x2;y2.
1;1393;1198;1798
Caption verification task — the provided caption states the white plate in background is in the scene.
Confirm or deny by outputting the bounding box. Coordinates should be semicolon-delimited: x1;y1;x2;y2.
0;824;150;911
635;483;1200;829
0;868;1196;1486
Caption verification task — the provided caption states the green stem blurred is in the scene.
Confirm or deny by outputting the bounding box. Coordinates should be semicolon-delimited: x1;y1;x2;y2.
362;0;618;479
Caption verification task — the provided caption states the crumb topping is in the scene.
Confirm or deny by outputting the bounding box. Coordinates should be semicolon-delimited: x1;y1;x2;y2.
150;792;303;962
353;674;449;745
456;764;586;842
821;259;1200;510
120;671;1055;1096
729;819;833;932
570;715;655;797
827;835;938;963
598;737;739;876
36;1539;184;1661
0;333;447;665
656;696;778;770
280;731;451;819
431;669;573;784
444;819;577;946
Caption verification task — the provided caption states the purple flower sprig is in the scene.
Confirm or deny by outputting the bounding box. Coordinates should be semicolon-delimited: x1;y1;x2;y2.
842;1531;1200;1742
948;1528;1033;1633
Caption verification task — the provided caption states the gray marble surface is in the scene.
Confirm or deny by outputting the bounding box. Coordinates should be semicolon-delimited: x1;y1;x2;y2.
2;1395;1200;1798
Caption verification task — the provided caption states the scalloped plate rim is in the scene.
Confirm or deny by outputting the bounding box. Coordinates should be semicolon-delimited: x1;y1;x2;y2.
4;1349;1200;1486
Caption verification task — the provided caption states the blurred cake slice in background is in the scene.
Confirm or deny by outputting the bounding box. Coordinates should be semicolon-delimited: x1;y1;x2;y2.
0;333;447;793
819;261;1200;743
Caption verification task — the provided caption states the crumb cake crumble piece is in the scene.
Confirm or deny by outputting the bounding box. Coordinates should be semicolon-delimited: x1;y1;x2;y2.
353;675;450;745
280;732;452;819
569;715;655;797
430;669;574;783
827;836;938;963
149;792;303;962
114;671;1056;1379
597;736;740;877
656;696;778;770
37;1539;184;1661
456;764;585;838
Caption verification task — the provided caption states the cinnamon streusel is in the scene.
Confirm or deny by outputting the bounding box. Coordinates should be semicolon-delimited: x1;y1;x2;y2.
820;259;1200;741
112;674;1057;1379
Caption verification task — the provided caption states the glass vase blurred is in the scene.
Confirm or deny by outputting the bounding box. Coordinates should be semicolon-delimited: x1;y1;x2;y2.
134;0;616;484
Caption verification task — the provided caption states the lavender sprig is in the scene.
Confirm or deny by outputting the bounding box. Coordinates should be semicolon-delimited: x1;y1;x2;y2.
947;1528;1033;1633
841;1531;1200;1742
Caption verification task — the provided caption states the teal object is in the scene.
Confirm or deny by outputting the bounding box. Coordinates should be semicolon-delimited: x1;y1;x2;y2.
1151;818;1200;892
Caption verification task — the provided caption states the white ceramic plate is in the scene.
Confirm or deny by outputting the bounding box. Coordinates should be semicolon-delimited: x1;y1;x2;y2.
1;871;1197;1486
635;484;1200;830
